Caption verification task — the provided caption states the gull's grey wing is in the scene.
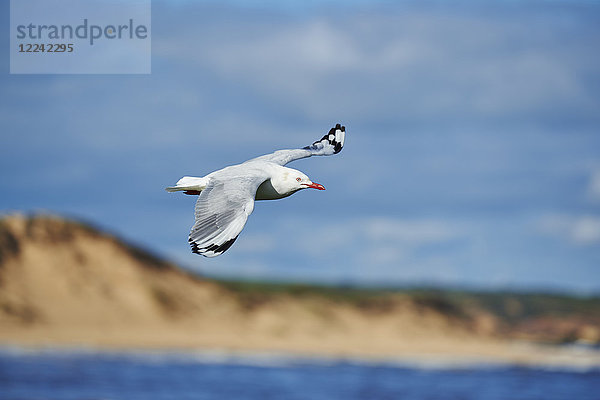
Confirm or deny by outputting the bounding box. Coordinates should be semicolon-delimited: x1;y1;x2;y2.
188;174;266;257
247;123;345;166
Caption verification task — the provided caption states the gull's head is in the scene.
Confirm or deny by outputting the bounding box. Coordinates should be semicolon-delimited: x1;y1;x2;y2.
295;172;325;191
273;168;325;196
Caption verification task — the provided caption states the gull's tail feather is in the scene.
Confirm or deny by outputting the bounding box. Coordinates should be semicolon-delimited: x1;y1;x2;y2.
165;176;209;193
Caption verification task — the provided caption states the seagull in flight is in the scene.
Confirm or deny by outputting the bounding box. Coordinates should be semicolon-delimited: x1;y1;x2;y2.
166;124;346;257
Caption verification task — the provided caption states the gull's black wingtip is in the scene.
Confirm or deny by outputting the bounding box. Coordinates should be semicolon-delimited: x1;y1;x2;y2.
328;123;345;154
303;123;346;154
189;235;239;257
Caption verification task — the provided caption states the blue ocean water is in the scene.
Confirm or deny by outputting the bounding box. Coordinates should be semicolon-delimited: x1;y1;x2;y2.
0;348;599;400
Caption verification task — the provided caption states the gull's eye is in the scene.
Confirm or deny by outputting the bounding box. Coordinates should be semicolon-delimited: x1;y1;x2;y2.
296;177;302;182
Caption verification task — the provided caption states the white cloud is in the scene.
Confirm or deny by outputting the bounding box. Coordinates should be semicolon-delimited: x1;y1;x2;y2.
363;218;458;245
233;233;276;253
587;168;600;202
571;217;600;245
538;214;600;245
269;216;464;267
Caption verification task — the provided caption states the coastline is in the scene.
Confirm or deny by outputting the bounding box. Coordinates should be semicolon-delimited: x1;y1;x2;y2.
2;326;600;369
1;340;599;371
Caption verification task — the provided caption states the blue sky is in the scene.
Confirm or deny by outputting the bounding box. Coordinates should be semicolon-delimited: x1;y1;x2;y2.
1;0;599;293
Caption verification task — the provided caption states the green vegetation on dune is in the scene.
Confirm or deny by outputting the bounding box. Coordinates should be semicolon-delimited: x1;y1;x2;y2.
444;290;600;321
216;278;600;318
215;278;600;344
216;279;403;313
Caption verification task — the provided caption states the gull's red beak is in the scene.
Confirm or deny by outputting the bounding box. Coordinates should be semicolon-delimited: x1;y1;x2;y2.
303;182;325;190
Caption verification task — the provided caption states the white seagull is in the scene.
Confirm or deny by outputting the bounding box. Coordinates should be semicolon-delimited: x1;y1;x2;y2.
166;123;346;257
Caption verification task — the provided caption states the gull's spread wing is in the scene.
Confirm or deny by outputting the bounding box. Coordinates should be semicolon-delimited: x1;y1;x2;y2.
188;175;265;257
248;123;345;166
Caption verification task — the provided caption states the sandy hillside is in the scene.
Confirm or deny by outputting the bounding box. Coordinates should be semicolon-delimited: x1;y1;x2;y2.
1;213;599;366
